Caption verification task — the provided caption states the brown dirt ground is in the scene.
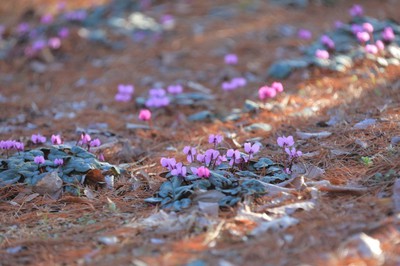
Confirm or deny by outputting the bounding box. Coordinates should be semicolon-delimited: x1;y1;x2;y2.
1;0;400;265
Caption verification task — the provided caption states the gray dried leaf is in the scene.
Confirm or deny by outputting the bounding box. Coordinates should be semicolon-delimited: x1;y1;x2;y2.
392;179;400;213
33;171;63;196
296;131;332;139
353;118;376;129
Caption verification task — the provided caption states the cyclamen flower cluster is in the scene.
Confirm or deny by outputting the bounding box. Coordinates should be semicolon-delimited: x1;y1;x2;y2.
224;53;238;65
161;134;262;179
258;82;284;101
0;140;24;151
145;88;170;108
78;133;101;148
221;77;247;91
31;134;46;144
277;135;302;173
115;84;134;102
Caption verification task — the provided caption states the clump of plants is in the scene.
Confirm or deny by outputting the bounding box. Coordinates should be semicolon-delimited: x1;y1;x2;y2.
146;134;302;211
0;133;120;194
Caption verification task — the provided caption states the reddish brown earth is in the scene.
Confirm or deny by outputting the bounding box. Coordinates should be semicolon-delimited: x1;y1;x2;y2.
1;0;400;265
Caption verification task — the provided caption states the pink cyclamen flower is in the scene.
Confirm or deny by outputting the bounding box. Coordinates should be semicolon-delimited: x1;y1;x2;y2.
320;35;335;49
221;81;237;91
231;77;247;87
365;44;378;54
90;138;101;147
271;82;284;93
382;27;395;42
244;142;261;155
58;27;69;39
191;166;210;178
334;20;343;29
54;158;64;166
40;14;54;24
118;84;134;94
258;86;277;100
376;40;385;51
351;24;364;34
315;49;329;59
357;32;370;43
160;157;176;171
183;146;196;163
224;54;238;65
170;162;186;177
285;147;302;159
0;140;13;150
349;4;363;17
31;134;46;144
204;149;220;166
226;149;242;166
167;84;183;94
34;155;45;165
80;133;91;144
208;134;223;146
277;136;294;147
115;93;131;102
138;109;152;121
145;96;170;108
149;88;166;97
362;23;374;33
196;153;205;163
48;37;61;49
298;29;312;40
13;141;24;151
51;134;62;145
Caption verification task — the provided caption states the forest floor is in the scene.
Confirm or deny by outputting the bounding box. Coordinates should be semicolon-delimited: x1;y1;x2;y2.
1;0;400;265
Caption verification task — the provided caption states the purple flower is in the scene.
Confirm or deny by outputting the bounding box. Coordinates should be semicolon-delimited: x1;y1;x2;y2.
170;162;187;177
48;37;61;49
40;14;54;25
271;82;284;93
0;140;14;150
362;23;374;33
139;109;152;121
31;134;46;144
224;54;238;65
334;20;343;29
215;155;227;166
382;27;395;42
118;84;134;94
32;39;47;52
208;134;223;146
221;81;237;91
204;149;220;166
277;136;294;147
58;28;69;39
226;149;242;166
115;93;131;102
161;14;175;30
258;86;276;100
54;158;64;166
98;153;105;161
65;10;87;21
145;96;170;108
90;138;101;147
149;88;166;97
244;142;261;155
285;147;302;159
183;146;196;163
320;35;335;49
351;24;364;34
357;32;370;43
376;40;385;51
51;134;62;145
160;157;176;171
191;166;210;178
365;44;378;54
17;23;30;35
298;29;312;40
231;77;247;87
34;155;45;165
167;84;183;94
80;133;91;145
349;4;363;17
315;49;329;59
196;153;205;163
14;141;24;151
